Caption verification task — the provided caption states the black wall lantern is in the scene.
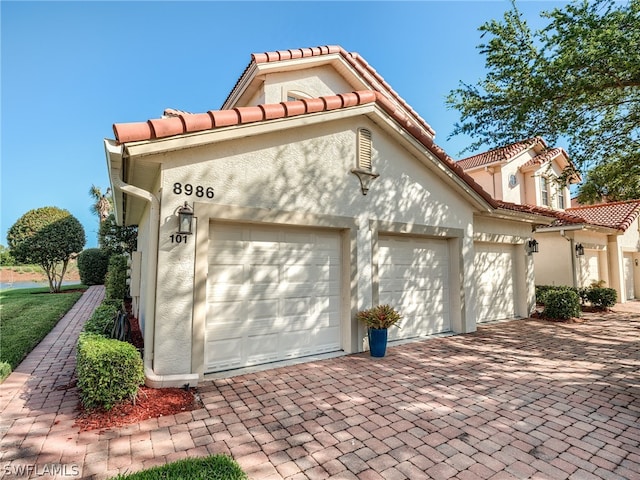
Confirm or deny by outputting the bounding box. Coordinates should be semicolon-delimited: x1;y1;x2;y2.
526;239;539;255
575;243;585;257
177;202;194;235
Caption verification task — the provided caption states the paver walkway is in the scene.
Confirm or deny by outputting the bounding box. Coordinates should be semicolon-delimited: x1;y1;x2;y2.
1;288;639;479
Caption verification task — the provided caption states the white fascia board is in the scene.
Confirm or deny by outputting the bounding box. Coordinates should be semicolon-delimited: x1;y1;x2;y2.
479;209;556;225
535;223;619;235
104;138;125;225
255;54;344;75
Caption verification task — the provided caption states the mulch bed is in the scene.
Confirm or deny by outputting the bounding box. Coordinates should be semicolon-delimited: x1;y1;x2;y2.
74;386;202;432
73;315;203;432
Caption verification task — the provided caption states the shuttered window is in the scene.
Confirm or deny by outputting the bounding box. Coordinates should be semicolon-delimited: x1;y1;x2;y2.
357;128;372;171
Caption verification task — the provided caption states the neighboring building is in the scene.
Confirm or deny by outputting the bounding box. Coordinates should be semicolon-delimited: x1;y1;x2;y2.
459;138;640;304
535;200;640;301
105;46;560;386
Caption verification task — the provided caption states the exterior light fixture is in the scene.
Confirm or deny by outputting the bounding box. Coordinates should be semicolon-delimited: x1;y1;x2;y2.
351;168;380;195
575;243;585;257
177;202;194;235
526;239;539;255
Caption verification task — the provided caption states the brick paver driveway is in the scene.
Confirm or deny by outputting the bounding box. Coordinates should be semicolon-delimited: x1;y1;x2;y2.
197;312;640;480
1;294;639;479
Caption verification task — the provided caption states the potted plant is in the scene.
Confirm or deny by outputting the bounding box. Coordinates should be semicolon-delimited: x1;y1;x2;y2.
356;304;401;357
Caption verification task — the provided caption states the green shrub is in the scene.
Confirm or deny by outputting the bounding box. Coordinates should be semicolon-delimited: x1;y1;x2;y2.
576;287;590;305
543;289;581;320
105;254;128;301
586;287;617;309
76;333;144;410
77;248;109;285
536;285;577;305
83;300;121;336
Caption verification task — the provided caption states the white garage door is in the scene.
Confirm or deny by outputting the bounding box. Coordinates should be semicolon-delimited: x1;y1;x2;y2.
623;254;635;300
378;236;450;341
474;243;516;323
205;224;342;373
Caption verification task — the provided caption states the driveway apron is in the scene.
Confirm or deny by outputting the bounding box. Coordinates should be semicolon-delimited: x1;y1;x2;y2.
1;289;639;479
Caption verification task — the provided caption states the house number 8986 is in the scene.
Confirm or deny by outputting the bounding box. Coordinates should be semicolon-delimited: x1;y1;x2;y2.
173;182;214;198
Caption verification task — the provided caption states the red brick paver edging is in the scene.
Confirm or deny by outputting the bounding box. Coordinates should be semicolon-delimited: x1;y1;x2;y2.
1;290;639;479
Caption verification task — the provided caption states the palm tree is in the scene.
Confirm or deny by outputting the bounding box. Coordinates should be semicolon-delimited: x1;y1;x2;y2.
89;185;112;223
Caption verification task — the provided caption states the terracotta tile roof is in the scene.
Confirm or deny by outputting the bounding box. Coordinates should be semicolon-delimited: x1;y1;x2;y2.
114;91;378;143
496;200;585;224
457;138;545;170
519;147;565;170
566;200;640;231
112;89;501;209
226;45;436;137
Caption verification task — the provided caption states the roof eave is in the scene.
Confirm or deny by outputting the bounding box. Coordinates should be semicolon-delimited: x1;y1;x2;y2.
486;208;556;225
535;223;620;234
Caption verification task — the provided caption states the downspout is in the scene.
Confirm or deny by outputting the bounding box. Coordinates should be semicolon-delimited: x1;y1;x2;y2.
110;168;199;388
560;229;579;288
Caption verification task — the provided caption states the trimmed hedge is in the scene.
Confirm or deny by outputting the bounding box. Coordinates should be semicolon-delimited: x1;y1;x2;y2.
106;254;128;301
82;300;121;337
537;284;618;311
543;289;581;320
536;285;577;306
76;333;144;410
77;248;109;285
586;287;617;309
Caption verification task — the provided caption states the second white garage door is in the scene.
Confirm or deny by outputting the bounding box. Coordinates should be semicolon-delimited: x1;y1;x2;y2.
474;243;516;323
378;235;451;341
205;224;342;373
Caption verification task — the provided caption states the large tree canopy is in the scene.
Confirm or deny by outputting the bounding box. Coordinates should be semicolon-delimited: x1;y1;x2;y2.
7;207;85;292
577;157;640;203
447;0;640;183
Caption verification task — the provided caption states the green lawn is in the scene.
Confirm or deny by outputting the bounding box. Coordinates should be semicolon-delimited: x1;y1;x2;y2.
0;285;86;381
111;455;248;480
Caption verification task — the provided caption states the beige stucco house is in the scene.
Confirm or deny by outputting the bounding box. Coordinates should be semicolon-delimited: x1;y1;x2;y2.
458;137;640;304
105;45;561;387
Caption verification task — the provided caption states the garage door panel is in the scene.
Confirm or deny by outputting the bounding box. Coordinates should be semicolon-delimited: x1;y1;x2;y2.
207;300;243;324
206;224;342;373
379;236;451;341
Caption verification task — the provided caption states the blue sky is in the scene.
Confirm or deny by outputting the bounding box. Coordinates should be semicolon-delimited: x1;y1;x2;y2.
1;1;570;248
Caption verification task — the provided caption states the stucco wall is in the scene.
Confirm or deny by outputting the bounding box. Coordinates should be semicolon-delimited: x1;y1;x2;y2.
149;116;477;376
534;233;574;287
620;218;640;249
263;66;354;104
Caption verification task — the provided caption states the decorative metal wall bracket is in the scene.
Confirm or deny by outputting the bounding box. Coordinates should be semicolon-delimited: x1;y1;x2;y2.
351;168;380;195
